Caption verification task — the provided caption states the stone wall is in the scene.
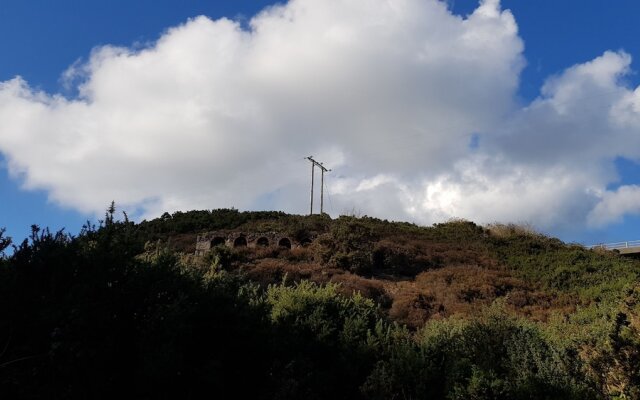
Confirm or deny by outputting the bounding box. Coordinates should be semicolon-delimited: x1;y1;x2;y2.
195;231;314;256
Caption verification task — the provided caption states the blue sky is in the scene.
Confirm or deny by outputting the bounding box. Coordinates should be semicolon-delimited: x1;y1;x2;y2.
1;0;640;246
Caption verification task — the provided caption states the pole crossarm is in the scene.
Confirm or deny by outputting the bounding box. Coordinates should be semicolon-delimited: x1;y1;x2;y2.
306;156;330;172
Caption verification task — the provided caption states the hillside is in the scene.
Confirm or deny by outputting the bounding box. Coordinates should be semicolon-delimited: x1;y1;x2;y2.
139;209;639;327
1;208;639;399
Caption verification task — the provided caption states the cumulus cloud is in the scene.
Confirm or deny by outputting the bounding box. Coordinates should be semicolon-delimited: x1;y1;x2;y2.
588;185;640;227
0;0;639;233
412;50;640;228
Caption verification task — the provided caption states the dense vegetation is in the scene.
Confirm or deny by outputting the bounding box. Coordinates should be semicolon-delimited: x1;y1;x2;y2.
1;207;639;399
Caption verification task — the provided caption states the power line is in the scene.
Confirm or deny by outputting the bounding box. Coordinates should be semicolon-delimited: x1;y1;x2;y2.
323;177;334;214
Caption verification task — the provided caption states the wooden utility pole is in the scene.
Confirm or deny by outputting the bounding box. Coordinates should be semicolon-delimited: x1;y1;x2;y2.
310;160;315;215
306;156;330;215
320;166;326;214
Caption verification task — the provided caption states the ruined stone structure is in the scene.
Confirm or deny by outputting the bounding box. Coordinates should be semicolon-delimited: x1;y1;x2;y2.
195;231;313;256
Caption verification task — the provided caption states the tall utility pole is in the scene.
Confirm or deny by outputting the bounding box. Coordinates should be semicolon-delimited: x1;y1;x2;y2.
306;156;330;215
309;159;315;215
320;164;328;214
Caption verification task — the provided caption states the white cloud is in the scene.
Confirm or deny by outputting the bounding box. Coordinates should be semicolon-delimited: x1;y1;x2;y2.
588;185;640;227
0;0;639;233
490;51;639;166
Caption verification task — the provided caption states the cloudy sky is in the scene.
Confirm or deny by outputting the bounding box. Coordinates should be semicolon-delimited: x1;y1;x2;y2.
1;0;640;245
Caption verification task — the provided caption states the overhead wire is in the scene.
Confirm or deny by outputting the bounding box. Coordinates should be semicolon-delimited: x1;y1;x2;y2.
324;177;334;214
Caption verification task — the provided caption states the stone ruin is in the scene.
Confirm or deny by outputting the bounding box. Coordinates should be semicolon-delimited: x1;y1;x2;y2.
195;231;314;256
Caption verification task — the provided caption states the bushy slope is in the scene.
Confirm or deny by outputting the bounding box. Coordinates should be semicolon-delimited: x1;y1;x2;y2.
145;211;638;325
1;209;639;399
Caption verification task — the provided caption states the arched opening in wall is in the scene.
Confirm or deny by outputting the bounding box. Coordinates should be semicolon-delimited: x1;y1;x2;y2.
278;238;292;249
233;236;247;248
211;237;226;247
300;238;312;247
256;237;269;247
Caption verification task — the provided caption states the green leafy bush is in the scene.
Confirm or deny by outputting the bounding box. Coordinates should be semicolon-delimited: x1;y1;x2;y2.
364;304;596;399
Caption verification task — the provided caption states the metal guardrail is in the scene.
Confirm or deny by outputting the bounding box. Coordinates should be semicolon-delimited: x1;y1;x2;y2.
589;240;640;250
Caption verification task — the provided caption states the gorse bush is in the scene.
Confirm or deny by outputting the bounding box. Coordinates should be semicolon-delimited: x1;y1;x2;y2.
363;304;596;400
0;227;11;257
266;280;378;345
567;285;640;399
420;305;595;399
0;222;273;399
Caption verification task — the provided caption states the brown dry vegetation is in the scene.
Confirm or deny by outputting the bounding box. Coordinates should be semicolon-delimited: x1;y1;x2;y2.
202;232;566;329
387;265;570;328
234;253;571;329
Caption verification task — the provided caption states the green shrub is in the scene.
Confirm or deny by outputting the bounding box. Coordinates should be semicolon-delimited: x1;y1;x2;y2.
362;303;597;399
580;285;640;399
